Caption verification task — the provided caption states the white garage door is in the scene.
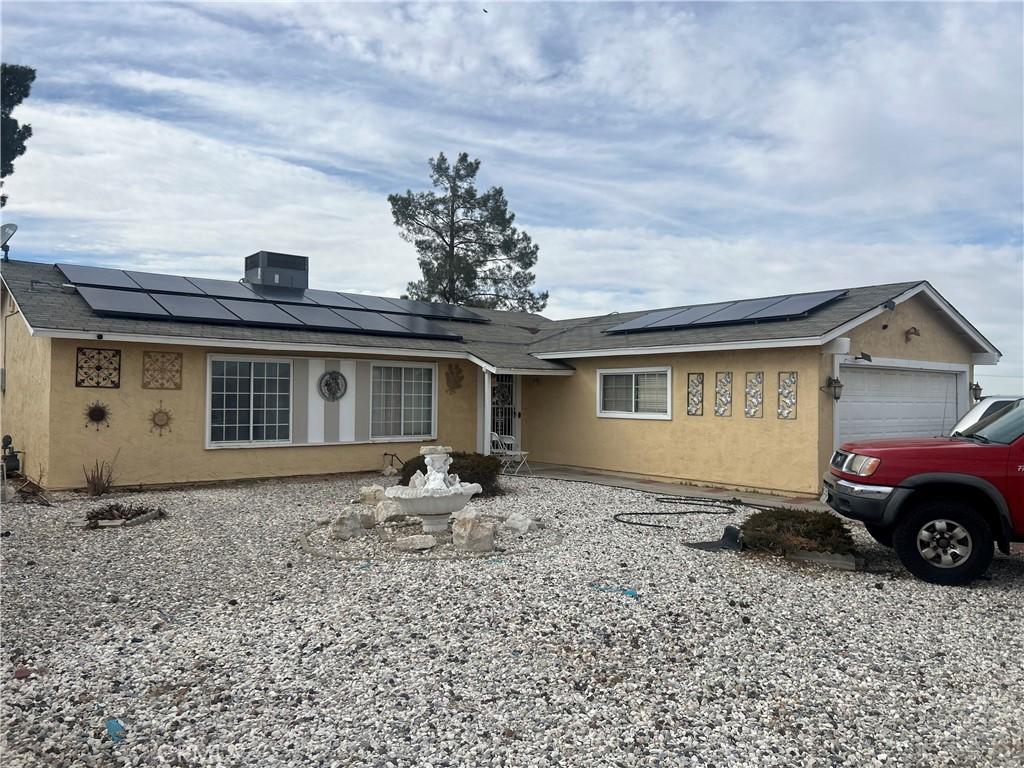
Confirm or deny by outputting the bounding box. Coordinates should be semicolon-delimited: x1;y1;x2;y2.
837;366;962;443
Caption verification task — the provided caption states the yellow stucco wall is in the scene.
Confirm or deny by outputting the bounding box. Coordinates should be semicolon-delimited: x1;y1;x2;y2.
0;290;51;485
814;293;978;479
521;348;824;496
43;339;479;490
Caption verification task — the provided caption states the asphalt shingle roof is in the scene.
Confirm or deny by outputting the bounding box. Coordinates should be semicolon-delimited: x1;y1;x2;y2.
2;260;995;367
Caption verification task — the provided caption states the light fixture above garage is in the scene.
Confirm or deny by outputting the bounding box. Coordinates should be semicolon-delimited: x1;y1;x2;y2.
970;382;983;401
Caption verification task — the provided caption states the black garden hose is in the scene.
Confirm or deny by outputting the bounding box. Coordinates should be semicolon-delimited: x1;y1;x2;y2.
613;495;778;529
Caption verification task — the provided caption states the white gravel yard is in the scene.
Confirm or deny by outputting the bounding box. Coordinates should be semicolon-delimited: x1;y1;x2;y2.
2;475;1023;768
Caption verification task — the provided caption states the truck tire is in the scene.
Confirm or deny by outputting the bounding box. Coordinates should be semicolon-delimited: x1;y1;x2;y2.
893;500;994;586
864;523;894;548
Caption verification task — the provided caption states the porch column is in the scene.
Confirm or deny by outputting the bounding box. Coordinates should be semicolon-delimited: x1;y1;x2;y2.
481;370;493;454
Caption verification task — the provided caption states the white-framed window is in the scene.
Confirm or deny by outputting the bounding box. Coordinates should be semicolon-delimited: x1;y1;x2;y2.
371;363;436;439
597;367;672;420
208;356;292;446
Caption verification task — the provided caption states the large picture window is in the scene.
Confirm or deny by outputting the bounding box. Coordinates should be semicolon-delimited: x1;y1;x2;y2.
209;358;291;444
371;364;435;438
597;367;671;420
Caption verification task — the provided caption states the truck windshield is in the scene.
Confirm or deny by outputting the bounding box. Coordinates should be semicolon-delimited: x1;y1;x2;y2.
961;399;1024;444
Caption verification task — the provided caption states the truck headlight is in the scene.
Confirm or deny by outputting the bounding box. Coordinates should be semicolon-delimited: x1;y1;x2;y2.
844;453;881;477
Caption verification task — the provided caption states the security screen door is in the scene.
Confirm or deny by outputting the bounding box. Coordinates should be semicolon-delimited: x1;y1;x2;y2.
491;374;519;442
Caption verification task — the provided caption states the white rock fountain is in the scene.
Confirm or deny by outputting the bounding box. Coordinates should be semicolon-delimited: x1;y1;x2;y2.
384;446;483;533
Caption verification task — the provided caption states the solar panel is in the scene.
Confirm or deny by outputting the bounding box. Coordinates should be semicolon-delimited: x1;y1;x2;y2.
606;307;690;334
689;297;788;326
216;299;305;326
303;289;366;310
185;277;260;300
278;304;361;331
58;264;140;290
744;289;847;320
77;286;170;318
446;305;487;322
246;285;317;305
341;293;406;313
386;314;462;339
332;309;411;335
151;294;241;323
124;270;199;294
645;302;734;329
382;297;487;323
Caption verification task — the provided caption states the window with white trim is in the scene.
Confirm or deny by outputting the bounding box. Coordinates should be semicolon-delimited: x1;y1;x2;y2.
209;359;291;443
371;364;434;438
598;368;670;419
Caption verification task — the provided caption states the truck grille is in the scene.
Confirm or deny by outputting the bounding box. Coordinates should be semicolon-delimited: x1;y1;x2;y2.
830;450;850;470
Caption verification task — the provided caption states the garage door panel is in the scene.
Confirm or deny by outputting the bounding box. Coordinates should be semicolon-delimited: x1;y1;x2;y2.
838;366;960;442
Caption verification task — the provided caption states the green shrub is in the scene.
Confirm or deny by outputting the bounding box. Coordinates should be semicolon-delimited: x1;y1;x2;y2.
741;508;855;555
399;452;502;497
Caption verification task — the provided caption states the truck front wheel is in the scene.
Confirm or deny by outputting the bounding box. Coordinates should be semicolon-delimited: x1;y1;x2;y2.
893;500;994;585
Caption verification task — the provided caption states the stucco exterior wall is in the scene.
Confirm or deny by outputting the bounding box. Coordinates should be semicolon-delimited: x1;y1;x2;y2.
815;293;978;478
0;291;51;484
521;348;824;496
43;339;479;490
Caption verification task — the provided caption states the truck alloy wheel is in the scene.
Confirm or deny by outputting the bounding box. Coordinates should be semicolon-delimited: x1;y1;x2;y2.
893;500;994;586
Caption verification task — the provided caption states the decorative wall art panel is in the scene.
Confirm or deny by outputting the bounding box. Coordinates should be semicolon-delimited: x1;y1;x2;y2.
714;372;732;417
744;372;764;418
142;351;183;390
778;372;798;419
76;348;121;388
686;373;703;416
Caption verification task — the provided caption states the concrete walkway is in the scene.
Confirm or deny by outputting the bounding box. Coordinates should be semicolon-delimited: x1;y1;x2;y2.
522;463;827;511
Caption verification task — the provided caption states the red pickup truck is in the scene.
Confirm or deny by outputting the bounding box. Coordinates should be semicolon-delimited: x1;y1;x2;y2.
822;399;1024;585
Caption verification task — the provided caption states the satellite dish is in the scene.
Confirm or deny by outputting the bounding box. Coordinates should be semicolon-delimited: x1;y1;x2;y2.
0;223;16;247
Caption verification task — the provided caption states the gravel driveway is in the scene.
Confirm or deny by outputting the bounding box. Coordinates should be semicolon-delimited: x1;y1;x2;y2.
3;475;1022;767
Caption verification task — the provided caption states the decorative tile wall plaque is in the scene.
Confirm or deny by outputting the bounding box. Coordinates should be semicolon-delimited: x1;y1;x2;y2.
744;371;764;418
686;373;704;416
76;348;121;388
778;371;798;419
714;372;732;417
142;351;183;390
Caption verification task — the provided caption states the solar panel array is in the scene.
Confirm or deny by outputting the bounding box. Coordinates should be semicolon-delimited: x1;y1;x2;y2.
57;264;486;341
605;289;848;335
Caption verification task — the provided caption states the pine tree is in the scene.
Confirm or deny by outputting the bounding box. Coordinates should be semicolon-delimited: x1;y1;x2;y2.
388;152;548;312
1;63;37;208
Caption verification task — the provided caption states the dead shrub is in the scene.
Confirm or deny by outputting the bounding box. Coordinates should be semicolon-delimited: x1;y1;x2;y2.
741;508;855;555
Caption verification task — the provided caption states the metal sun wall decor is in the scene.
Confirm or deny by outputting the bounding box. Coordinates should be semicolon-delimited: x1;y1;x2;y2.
142;351;183;390
744;371;764;418
149;401;173;436
778;372;798;419
84;401;112;430
76;348;121;388
714;372;732;417
317;370;347;402
687;373;704;416
445;363;465;395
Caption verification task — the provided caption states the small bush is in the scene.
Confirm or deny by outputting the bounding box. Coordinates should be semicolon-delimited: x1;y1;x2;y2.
399;451;502;497
86;502;166;528
741;508;855;555
83;458;116;496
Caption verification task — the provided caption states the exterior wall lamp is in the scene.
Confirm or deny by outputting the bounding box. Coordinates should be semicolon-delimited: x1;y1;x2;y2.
970;382;983;401
822;375;844;401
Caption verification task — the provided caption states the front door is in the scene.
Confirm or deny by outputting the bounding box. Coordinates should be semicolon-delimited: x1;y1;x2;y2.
491;374;519;443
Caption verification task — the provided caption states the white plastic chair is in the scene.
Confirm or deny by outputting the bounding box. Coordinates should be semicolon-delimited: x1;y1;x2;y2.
490;431;514;473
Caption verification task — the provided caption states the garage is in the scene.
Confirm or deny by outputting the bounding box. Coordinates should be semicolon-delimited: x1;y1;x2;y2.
837;364;965;443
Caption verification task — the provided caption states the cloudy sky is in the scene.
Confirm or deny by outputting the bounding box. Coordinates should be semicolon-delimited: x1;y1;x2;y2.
2;2;1021;389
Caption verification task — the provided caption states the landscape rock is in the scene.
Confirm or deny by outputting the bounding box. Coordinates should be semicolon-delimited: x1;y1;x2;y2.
358;485;386;505
502;513;538;535
374;500;406;525
395;534;437;551
453;517;495;553
358;510;376;529
380;465;398;478
329;510;366;541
